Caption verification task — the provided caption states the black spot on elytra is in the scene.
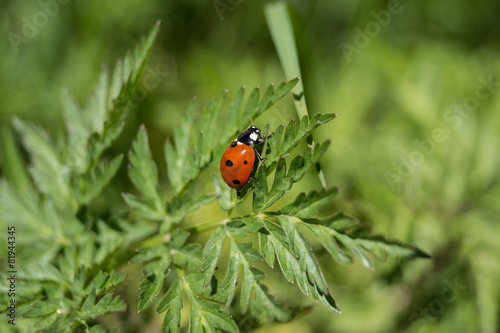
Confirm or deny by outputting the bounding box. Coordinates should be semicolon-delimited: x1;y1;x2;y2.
232;180;241;185
230;141;237;147
244;160;248;164
225;160;233;167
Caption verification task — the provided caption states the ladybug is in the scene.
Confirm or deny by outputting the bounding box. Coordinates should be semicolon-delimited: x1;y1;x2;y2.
220;125;267;190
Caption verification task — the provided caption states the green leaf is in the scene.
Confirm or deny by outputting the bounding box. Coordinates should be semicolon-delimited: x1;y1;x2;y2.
278;215;327;293
83;68;109;136
122;193;164;221
69;266;87;300
74;154;123;205
61;88;90;173
221;86;245;137
258;218;341;313
138;255;171;312
225;218;264;238
2;22;163;333
28;313;60;333
1;124;32;193
281;114;335;158
19;259;63;284
130;20;161;84
222;237;292;323
81;288;97;317
279;186;339;218
130;245;170;264
239;87;260;130
253;141;330;213
253;157;292;212
220;251;239;308
260;219;309;292
170;229;191;249
287;140;330;182
213;172;235;211
40;316;76;333
88;21;160;167
251;161;269;212
267;78;300;107
167;192;217;225
165;99;203;195
265;115;336;169
304;222;353;265
126;126;165;220
176;101;197;166
258;230;275;268
183;272;222;302
157;279;183;333
200;93;227;166
317;212;362;232
80;288;127;320
0;180;50;236
93;222;127;267
257;83;277;111
12;118;75;213
266;123;284;159
88;121;125;170
301;218;430;271
84;270;127;296
172;244;203;270
22;299;71;318
128;126;160;195
182;273;238;333
188;296;238;333
201;226;227;287
165;138;182;193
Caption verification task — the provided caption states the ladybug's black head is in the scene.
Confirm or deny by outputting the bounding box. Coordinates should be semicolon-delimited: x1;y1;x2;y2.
237;125;262;145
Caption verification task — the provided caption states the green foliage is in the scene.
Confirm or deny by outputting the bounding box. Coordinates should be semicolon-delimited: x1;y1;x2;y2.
0;21;160;332
121;76;427;331
122;125;166;223
164;78;300;196
0;20;429;333
13;260;127;333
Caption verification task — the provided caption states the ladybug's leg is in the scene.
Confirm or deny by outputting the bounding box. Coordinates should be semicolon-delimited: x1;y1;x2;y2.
254;148;266;162
255;132;272;145
262;131;273;139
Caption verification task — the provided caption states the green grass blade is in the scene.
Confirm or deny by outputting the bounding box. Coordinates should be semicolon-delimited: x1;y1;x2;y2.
265;2;329;189
264;2;307;118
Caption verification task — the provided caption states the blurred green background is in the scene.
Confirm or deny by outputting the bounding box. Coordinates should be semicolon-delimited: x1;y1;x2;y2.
1;0;500;332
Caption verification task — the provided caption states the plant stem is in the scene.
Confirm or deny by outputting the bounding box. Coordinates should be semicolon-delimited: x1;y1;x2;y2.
184;218;229;234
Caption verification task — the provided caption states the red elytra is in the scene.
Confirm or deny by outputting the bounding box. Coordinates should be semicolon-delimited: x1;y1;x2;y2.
220;142;255;189
220;125;265;190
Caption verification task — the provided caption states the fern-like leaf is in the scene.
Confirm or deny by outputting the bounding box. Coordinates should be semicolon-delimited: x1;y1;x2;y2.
138;255;171;312
165;79;299;196
123;125;166;222
302;216;430;270
253;140;330;212
157;279;183;333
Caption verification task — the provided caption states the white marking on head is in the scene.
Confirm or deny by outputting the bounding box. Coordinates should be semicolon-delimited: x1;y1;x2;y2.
249;132;258;141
